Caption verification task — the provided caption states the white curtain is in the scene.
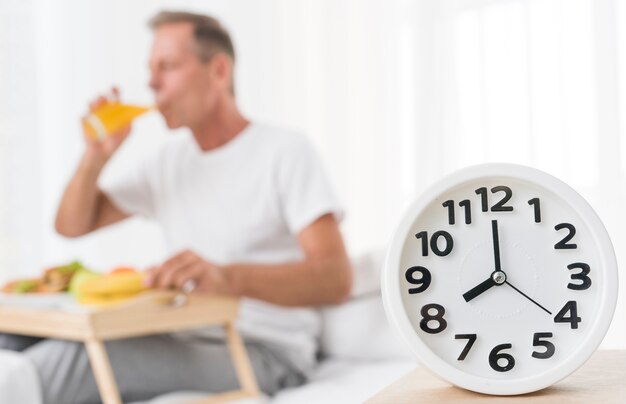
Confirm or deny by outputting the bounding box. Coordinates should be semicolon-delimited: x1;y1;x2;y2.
1;0;624;346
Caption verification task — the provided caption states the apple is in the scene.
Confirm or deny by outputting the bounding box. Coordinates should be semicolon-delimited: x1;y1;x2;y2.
68;269;102;298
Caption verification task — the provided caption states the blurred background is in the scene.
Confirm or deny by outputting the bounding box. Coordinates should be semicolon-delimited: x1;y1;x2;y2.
0;0;624;347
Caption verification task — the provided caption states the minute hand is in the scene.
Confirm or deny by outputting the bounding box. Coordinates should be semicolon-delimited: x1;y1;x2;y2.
504;280;552;315
492;219;502;272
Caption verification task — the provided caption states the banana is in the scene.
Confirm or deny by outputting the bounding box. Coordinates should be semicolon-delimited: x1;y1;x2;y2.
78;272;147;296
77;291;140;307
76;272;148;307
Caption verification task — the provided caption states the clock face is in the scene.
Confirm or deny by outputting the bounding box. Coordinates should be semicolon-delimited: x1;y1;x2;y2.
382;164;618;395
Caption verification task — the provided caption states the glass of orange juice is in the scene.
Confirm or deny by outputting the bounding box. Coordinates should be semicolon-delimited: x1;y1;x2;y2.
82;102;152;140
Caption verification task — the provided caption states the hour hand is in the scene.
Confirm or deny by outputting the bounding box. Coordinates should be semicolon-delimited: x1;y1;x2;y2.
463;277;496;302
462;271;506;302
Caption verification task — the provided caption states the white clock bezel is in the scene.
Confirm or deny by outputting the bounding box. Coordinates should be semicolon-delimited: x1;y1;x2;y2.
382;163;618;395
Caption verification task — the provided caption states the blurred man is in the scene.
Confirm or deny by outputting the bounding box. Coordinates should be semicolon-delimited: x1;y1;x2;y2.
0;11;351;403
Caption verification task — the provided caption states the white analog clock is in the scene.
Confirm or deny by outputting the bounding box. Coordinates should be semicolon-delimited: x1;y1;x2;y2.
382;163;618;395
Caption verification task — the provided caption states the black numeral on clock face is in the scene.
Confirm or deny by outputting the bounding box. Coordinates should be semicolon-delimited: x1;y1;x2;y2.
415;231;454;256
532;332;555;359
405;266;431;294
528;197;541;223
554;223;577;249
554;301;581;329
453;333;555;369
459;199;471;224
419;304;447;334
442;200;455;225
455;334;477;360
567;263;591;290
442;199;472;225
475;186;514;212
489;343;515;372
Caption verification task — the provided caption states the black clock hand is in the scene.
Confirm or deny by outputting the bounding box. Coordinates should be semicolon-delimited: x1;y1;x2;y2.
492;219;502;272
463;277;496;302
463;271;506;302
463;220;508;303
504;280;552;315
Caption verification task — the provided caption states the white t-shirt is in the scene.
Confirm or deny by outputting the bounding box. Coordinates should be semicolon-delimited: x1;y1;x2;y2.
101;123;343;374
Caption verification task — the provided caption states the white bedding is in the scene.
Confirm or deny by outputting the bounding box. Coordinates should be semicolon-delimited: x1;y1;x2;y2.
132;358;417;404
0;349;42;404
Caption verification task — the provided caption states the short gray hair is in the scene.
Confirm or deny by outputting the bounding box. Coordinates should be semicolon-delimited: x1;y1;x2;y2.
148;11;235;64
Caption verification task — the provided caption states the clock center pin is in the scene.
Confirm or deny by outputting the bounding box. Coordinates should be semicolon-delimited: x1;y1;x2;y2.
492;271;506;285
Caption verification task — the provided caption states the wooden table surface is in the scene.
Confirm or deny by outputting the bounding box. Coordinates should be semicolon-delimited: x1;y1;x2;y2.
367;350;626;403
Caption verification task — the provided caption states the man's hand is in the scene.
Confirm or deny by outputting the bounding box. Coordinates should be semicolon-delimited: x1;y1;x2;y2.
83;87;132;165
144;250;230;294
54;87;133;238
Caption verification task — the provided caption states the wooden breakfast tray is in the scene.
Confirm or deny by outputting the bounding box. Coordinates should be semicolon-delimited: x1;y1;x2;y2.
0;291;260;404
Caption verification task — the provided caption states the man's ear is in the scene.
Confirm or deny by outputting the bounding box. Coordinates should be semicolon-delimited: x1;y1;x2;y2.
210;53;233;92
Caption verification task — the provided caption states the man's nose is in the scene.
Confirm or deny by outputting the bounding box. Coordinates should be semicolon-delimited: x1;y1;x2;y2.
149;73;160;92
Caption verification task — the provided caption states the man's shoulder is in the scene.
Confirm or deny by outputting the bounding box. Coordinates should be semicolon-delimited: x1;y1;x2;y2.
250;123;314;155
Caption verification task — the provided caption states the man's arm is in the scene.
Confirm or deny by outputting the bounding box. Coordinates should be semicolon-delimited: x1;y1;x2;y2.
225;213;352;306
148;213;353;306
55;154;129;237
55;89;132;238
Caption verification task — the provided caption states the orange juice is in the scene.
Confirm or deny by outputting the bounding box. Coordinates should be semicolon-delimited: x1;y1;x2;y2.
83;102;152;140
